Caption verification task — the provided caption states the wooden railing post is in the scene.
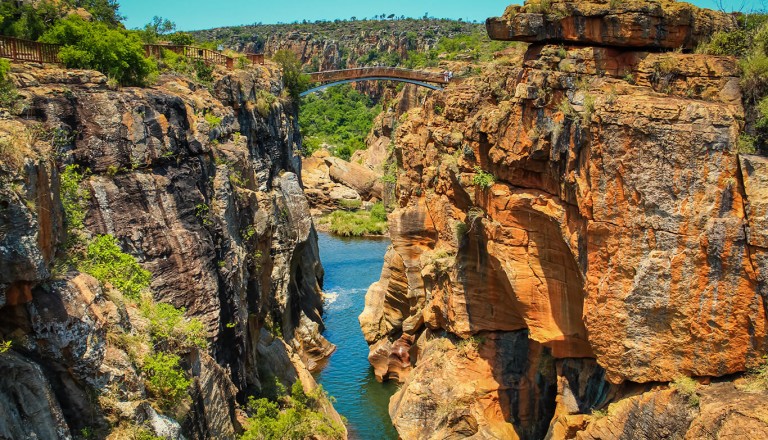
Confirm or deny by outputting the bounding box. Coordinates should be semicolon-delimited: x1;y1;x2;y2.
11;38;17;62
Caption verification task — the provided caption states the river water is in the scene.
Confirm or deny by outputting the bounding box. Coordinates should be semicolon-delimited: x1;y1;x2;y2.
313;232;399;440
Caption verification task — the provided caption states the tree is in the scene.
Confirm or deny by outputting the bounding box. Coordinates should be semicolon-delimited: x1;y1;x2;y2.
140;15;176;43
272;49;310;100
62;0;123;27
40;15;157;86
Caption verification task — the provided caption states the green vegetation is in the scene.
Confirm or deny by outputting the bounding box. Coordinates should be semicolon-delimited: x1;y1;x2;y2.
191;17;480;57
273;50;311;101
40;15;156;86
0;339;11;353
240;380;345;440
254;89;277;117
405;32;513;68
738;356;768;391
299;85;381;159
140;299;207;351
60;164;88;232
697;13;768;154
142;352;191;409
320;202;388;237
204;111;222;128
78;234;152;299
0;58;20;112
671;376;700;407
472;166;495;189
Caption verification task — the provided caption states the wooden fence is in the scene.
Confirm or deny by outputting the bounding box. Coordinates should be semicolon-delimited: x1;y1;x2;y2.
0;36;60;64
145;44;266;69
0;36;265;70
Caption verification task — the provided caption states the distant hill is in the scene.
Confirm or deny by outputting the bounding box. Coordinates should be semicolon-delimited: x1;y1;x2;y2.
190;18;486;71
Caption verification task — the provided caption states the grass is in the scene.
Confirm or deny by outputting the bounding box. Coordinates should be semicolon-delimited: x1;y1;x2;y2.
321;202;388;237
671;376;700;407
738;356;768;392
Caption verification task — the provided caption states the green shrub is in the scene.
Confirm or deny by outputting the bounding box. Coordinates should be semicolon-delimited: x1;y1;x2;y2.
167;32;195;46
204;111;222;128
40;15;157;86
370;202;387;222
158;49;194;75
240;380;345;440
739;356;768;391
0;57;25;112
194;59;214;83
78;234;151;299
140;299;207;351
472;166;495;189
0;59;10;82
698;29;751;57
255;90;277;117
142;352;191;409
739;134;758;154
60;164;88;232
272;50;311;100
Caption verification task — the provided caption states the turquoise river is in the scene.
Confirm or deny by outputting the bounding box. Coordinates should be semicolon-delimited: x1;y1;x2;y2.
313;232;399;440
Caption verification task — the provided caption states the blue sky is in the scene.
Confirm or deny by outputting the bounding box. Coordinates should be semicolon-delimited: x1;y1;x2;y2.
119;0;765;31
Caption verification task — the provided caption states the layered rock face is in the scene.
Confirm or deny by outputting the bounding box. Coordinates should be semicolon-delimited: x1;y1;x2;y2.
486;0;737;50
0;64;341;438
361;1;768;438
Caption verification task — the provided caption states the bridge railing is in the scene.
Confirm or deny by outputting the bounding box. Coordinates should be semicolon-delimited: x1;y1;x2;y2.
308;67;449;85
0;36;60;64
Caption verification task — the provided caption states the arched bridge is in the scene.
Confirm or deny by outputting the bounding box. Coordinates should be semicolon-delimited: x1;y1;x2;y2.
301;67;449;97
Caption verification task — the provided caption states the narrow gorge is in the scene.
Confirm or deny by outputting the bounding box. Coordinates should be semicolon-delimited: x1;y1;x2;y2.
2;0;768;439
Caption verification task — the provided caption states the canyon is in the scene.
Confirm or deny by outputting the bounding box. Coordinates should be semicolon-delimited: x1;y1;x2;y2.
359;0;768;438
2;0;768;439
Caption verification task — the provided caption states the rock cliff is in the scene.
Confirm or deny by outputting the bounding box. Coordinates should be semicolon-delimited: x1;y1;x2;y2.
0;63;343;438
360;1;768;438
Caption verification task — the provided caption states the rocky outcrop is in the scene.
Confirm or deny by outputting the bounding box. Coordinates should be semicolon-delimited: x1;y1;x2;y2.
486;0;737;50
0;63;343;438
361;0;768;438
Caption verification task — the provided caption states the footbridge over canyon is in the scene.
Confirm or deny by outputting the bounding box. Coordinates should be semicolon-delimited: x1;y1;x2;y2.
302;67;450;96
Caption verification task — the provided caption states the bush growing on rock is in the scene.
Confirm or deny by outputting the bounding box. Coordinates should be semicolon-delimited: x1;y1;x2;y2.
142;352;191;409
240;380;344;440
140;298;208;351
40;15;157;86
77;234;151;299
272;49;311;101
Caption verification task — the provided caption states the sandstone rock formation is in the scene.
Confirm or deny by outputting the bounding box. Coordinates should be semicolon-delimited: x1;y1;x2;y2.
361;1;768;438
486;0;737;50
0;63;344;438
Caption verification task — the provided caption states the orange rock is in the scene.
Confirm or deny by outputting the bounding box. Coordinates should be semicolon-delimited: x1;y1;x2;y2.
486;0;736;50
